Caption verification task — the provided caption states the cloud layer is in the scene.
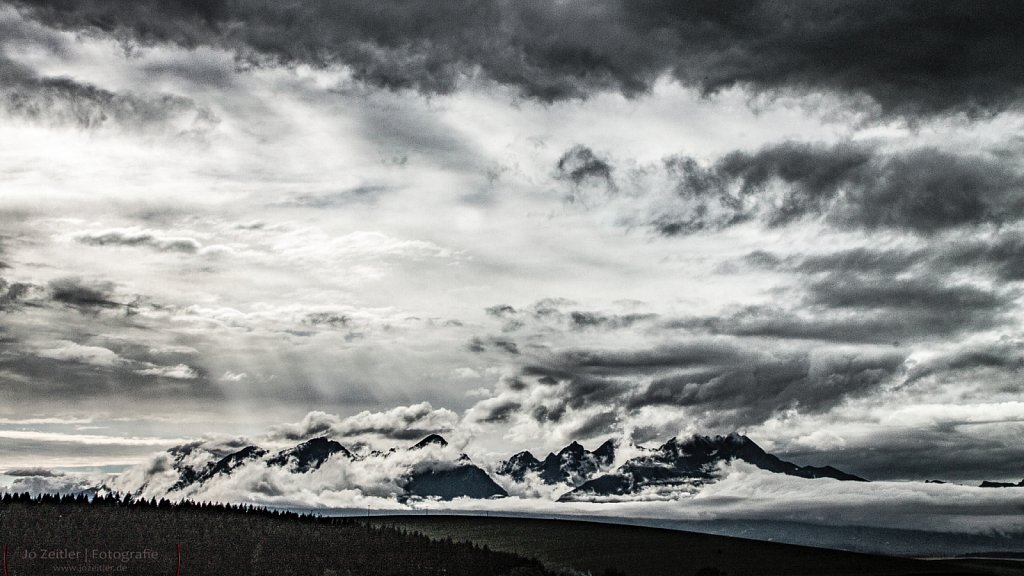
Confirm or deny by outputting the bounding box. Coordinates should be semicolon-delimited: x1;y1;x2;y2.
10;1;1024;119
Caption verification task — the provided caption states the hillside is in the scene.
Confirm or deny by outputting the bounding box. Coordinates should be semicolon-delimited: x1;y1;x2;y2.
0;494;551;576
3;494;1021;576
370;516;1024;576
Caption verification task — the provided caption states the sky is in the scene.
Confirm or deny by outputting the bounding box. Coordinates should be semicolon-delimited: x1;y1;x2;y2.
1;0;1024;494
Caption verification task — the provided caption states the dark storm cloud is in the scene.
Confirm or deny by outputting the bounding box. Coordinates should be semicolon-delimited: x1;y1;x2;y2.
627;349;904;420
475;398;522;424
0;53;216;132
679;268;1010;344
47;277;120;310
466;336;486;353
11;1;1024;117
936;232;1024;281
465;336;520;355
491;339;520;355
0;277;33;309
0;352;213;402
680;306;965;344
905;340;1024;387
556;145;615;189
302;312;351;328
782;429;1024;482
571;410;619;440
75;231;201;253
744;232;1024;285
568;311;656;330
515;340;905;428
791;247;927;275
807;274;1004;312
502;376;528;392
483;299;658;334
648;142;1024;235
485;304;517;317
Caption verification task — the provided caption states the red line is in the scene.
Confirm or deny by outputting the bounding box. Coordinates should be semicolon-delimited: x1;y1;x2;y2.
3;543;8;576
176;543;181;576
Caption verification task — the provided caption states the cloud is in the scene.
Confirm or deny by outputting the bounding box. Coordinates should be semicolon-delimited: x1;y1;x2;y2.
806;274;1004;313
707;242;1017;344
481;299;658;335
47;277;120;309
485;304;517;317
0;277;34;310
11;1;1024;118
904;339;1024;387
567;311;657;331
75;229;201;253
134;363;199;380
774;231;1024;283
777;423;1024;483
623;142;1024;235
468;397;522;424
621;344;905;421
3;467;62;477
8;472;97;495
35;341;123;368
274;186;394;208
556;145;615;191
0;429;187;446
269;403;460;442
471;339;908;440
466;336;520;355
679;303;996;345
743;230;1024;282
0;52;217;134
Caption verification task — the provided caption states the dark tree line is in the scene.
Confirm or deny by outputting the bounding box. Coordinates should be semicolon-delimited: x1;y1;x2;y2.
0;492;557;576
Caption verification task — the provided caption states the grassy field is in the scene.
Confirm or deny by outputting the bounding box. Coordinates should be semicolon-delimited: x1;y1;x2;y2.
370;516;1024;576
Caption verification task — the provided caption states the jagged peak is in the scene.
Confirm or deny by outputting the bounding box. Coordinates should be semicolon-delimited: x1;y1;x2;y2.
508;450;538;462
662;432;752;449
558;440;586;457
411;434;449;449
229;445;268;457
720;432;752;444
294;436;343;448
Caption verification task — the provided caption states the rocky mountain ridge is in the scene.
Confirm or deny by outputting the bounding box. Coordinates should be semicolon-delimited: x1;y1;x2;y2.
131;432;865;503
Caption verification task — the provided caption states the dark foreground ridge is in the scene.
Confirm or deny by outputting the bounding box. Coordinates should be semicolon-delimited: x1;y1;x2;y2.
1;493;1017;576
0;493;551;576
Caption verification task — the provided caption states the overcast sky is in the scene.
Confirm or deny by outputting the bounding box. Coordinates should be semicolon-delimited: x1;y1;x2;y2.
2;1;1024;485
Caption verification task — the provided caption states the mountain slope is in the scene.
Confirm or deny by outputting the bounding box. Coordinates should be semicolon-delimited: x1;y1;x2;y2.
563;433;865;501
267;437;352;472
117;432;863;504
404;465;509;500
498;439;616;485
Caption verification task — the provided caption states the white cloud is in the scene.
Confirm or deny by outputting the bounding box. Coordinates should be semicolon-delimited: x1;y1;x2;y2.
134;363;199;380
220;371;248;382
268;403;460;444
35;341;123;367
0;430;188;446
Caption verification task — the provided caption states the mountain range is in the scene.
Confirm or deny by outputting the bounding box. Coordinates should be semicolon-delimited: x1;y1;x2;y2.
121;432;865;503
497;433;865;501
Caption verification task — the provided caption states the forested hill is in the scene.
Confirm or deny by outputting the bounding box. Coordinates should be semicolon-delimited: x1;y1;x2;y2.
0;493;553;576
